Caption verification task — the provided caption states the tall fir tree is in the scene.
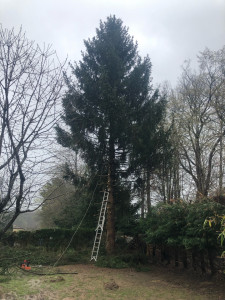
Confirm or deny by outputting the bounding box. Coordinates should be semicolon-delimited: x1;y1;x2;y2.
56;16;162;253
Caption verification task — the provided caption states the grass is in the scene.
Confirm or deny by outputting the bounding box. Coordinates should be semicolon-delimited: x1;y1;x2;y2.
0;271;75;299
2;277;38;297
0;264;223;299
0;244;90;274
0;245;224;299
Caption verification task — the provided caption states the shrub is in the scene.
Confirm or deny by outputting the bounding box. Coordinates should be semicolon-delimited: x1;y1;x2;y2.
142;202;187;247
183;202;225;251
3;228;95;250
142;201;225;253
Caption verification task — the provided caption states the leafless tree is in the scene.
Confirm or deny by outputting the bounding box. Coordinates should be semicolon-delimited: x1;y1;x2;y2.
198;47;225;196
170;47;225;199
0;26;65;234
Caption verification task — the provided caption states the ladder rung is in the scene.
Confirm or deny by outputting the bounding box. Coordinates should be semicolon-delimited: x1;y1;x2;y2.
91;190;108;262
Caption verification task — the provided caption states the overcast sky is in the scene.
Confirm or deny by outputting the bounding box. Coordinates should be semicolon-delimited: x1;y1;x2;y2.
1;0;224;86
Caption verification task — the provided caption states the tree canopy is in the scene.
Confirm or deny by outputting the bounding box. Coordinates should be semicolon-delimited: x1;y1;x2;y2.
56;16;166;253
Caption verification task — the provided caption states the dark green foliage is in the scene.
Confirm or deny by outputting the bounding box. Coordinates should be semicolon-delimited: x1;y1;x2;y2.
114;186;140;235
96;253;148;269
96;256;129;268
183;202;224;250
130;94;167;174
142;201;225;252
56;15;152;176
142;202;187;246
119;253;148;266
56;16;164;250
0;245;49;274
56;14;161;188
128;92;168;210
3;228;94;250
40;172;139;234
0;228;94;273
0;244;90;275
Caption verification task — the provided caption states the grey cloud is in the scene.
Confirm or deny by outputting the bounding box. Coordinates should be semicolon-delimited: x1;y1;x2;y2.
0;0;224;86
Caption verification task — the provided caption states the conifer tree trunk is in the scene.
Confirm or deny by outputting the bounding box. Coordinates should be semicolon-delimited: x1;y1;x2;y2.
192;250;197;271
106;165;115;254
174;247;179;267
141;180;145;218
182;248;187;269
106;138;116;254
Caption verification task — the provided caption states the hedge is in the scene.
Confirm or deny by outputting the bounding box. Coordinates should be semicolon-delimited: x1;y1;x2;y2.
2;227;95;250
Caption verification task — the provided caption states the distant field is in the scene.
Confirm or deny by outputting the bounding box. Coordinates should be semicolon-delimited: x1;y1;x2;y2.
0;264;224;299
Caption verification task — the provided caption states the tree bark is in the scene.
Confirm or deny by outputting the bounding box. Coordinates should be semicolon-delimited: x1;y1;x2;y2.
192;250;197;271
182;248;188;269
174;247;179;267
141;177;145;218
106;136;116;254
208;249;215;276
200;251;206;273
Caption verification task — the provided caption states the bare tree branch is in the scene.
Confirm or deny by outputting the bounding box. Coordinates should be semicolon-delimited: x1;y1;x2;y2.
0;25;66;235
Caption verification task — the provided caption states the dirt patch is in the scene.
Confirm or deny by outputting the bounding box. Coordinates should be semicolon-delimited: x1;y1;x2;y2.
103;279;119;290
49;275;65;283
27;279;42;289
1;291;17;299
24;294;46;300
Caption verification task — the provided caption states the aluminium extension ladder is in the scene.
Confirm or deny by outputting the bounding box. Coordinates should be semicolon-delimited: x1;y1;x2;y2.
90;190;109;261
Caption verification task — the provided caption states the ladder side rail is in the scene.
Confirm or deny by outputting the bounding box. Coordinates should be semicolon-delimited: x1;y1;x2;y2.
96;192;109;228
91;228;103;260
91;227;104;261
91;227;102;260
90;191;109;261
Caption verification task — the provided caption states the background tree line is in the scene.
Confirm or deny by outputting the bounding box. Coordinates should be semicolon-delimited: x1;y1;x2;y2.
1;17;225;259
42;17;225;256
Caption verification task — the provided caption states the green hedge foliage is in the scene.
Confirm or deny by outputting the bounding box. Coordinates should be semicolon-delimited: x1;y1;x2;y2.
3;228;95;250
141;201;225;252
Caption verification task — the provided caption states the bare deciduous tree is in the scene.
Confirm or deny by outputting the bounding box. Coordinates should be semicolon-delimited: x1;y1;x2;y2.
170;47;225;199
0;26;65;234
